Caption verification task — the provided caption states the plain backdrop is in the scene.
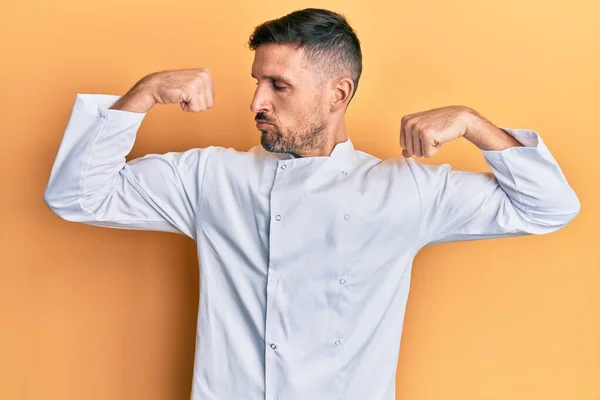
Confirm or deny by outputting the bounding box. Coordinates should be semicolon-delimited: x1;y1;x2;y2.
1;0;598;399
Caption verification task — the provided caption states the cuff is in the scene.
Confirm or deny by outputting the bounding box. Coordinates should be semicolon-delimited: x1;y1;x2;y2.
480;127;548;158
498;127;541;147
74;93;147;123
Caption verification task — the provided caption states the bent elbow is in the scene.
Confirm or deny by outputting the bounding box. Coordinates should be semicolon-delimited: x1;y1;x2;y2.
560;190;581;225
43;184;84;222
529;189;581;232
43;185;67;219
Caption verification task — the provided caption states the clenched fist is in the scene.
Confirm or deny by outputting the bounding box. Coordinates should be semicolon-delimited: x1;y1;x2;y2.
110;68;215;114
399;106;474;158
149;68;215;112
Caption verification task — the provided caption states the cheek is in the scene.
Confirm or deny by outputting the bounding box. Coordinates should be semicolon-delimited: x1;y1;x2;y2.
272;99;296;123
275;92;317;126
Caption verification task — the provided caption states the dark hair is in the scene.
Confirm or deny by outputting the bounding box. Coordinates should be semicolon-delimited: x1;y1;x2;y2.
248;8;362;103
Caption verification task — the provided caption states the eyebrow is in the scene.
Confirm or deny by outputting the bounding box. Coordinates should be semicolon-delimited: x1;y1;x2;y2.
251;73;294;86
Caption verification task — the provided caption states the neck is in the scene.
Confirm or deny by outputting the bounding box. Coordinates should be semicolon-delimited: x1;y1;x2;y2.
295;118;348;158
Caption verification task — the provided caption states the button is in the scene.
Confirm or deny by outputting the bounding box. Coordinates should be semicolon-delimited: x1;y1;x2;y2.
339;278;346;285
269;277;277;284
270;343;277;349
281;164;287;170
275;215;281;221
334;340;342;347
344;214;350;221
342;171;348;175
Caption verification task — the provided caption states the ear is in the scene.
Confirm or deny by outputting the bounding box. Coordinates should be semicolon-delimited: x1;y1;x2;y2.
330;77;354;112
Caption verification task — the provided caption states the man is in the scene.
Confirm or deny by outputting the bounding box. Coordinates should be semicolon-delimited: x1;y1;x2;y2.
44;8;579;400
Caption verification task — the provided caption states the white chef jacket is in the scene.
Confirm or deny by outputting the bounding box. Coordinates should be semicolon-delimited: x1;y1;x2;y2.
44;94;580;400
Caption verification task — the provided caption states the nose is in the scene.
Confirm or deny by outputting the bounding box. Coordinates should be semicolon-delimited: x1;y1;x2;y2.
249;85;270;114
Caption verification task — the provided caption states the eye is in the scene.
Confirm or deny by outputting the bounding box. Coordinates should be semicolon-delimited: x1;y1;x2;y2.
271;81;286;91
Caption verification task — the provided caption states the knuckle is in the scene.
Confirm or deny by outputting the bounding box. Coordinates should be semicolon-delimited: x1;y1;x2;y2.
198;69;212;83
191;78;204;89
421;127;434;137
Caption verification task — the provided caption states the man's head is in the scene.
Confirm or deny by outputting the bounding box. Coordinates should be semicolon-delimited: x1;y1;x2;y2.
248;8;362;156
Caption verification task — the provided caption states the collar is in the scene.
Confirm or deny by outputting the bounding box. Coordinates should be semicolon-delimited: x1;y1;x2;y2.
285;137;355;161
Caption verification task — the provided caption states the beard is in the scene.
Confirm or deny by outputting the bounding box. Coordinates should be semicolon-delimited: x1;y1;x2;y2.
258;108;328;156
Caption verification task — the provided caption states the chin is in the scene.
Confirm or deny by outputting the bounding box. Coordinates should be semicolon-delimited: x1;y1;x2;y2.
259;130;270;142
260;133;281;153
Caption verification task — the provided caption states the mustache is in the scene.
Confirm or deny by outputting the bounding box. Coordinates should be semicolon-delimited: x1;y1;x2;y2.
255;113;275;124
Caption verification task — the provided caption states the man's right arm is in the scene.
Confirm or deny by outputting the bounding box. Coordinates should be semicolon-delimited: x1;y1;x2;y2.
43;69;216;239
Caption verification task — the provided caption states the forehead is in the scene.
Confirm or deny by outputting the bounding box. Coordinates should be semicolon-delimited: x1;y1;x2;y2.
251;43;310;80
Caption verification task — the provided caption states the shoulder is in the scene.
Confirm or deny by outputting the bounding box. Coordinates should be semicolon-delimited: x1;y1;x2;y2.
353;149;417;179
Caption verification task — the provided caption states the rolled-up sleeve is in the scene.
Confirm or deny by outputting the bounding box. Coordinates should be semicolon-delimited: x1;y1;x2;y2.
406;127;581;246
44;93;213;239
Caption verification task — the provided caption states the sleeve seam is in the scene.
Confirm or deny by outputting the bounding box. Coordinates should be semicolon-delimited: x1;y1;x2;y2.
79;114;108;215
499;152;530;218
196;146;214;231
404;159;425;242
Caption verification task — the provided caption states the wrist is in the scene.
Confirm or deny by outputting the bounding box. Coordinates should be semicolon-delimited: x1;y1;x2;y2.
461;108;486;139
109;76;157;113
461;109;523;150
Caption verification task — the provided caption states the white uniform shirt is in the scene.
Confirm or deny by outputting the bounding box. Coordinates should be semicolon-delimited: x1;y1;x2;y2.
44;94;580;400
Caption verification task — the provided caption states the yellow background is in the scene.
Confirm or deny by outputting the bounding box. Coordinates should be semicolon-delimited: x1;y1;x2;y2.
1;0;598;399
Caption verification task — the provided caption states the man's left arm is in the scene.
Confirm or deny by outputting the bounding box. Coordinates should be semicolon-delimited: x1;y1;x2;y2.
400;106;581;246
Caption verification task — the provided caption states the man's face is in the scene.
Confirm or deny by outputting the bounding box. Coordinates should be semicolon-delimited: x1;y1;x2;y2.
250;43;329;156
